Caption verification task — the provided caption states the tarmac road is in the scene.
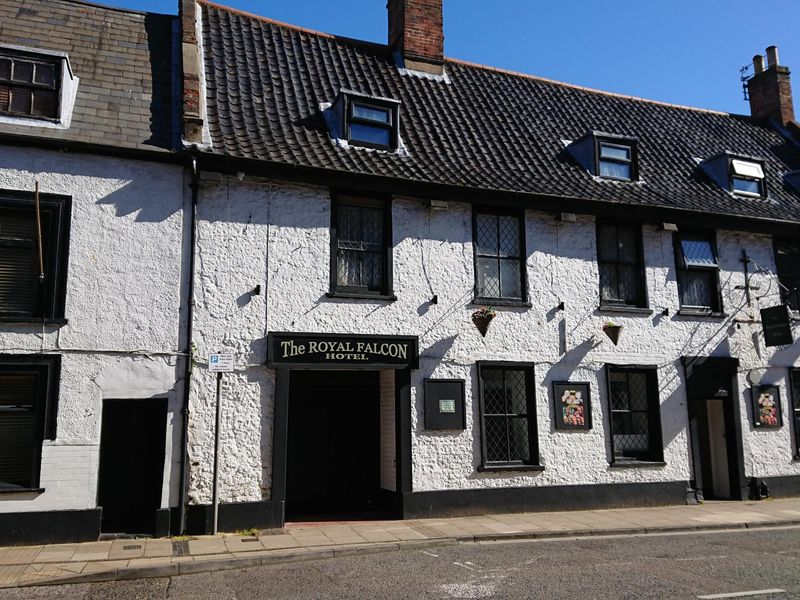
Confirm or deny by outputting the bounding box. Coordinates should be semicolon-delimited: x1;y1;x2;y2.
1;526;799;599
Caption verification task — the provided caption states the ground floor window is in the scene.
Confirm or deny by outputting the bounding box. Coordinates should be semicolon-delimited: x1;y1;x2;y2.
477;363;538;467
606;365;663;462
0;355;59;490
792;369;800;459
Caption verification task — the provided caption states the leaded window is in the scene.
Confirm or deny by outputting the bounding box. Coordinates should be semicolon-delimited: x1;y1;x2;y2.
478;364;538;466
607;366;663;462
0;53;60;120
0;357;59;490
791;369;800;459
597;222;646;307
474;209;525;302
331;196;390;295
674;232;722;313
775;239;800;311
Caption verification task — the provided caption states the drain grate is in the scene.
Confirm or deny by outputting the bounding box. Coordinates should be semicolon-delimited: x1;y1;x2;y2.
122;544;142;551
242;538;259;543
172;540;190;557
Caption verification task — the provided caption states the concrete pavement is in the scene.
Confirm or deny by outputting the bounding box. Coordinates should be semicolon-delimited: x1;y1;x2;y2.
2;498;800;589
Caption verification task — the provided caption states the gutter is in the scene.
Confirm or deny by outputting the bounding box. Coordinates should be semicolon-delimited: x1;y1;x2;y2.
177;155;199;534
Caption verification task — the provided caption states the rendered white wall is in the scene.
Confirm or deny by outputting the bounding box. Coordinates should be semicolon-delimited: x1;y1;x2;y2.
189;177;800;503
0;146;186;514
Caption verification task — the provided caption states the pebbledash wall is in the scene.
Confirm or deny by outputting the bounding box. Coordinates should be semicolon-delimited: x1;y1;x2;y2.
187;176;800;525
0;146;187;541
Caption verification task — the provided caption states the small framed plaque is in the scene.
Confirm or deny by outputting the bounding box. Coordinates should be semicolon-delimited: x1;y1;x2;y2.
424;379;466;430
552;381;592;430
752;385;782;429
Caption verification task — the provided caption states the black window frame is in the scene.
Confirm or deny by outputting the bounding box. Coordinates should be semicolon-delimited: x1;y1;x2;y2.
605;365;664;464
596;220;648;309
477;362;540;470
0;190;71;322
328;192;393;299
345;96;399;151
0;354;60;492
594;137;638;182
472;206;529;306
729;158;766;198
773;238;800;312
791;369;800;460
0;50;61;121
673;230;723;315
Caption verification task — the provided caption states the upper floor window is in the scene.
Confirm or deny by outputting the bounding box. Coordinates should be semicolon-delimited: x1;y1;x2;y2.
565;132;639;182
774;239;800;311
606;366;663;463
0;355;60;491
674;231;722;314
330;91;400;151
478;363;539;468
0;191;70;321
791;369;800;460
596;222;647;308
0;52;60;120
598;142;634;180
330;194;392;297
473;208;526;304
730;159;765;196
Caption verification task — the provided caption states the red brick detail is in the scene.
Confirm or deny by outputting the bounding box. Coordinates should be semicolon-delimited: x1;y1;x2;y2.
388;0;444;65
748;66;795;126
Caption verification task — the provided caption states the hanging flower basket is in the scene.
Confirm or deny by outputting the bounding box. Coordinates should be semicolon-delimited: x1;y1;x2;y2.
471;306;497;338
602;321;623;346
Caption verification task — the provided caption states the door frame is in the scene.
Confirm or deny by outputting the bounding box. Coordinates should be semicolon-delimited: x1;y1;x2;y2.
682;357;745;500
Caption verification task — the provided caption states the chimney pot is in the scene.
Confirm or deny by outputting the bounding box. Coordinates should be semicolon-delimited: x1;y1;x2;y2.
766;46;780;68
753;54;765;74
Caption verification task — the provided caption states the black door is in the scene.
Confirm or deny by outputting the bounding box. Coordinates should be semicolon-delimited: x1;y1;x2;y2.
97;399;168;534
286;371;381;520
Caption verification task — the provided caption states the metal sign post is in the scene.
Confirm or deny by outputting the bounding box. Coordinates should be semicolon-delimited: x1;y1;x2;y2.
208;352;234;535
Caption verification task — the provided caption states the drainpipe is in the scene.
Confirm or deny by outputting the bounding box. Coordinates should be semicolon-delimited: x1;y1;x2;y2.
177;156;200;534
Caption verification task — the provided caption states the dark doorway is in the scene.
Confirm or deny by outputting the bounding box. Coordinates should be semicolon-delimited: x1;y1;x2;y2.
692;397;736;499
286;371;385;521
97;399;168;535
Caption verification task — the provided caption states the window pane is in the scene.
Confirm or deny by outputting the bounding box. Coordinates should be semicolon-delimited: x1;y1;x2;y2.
599;160;632;179
731;159;764;179
33;63;56;87
508;416;530;462
732;177;762;195
628;373;649;410
12;61;34;83
363;251;383;289
616;264;639;304
600;144;630;160
505;370;527;415
616;226;637;263
360;206;383;247
680;270;714;308
680;238;716;267
599;263;619;303
0;84;8;111
336;249;360;286
482;370;505;415
352;104;390;123
31;90;58;118
497;215;520;258
0;372;37;488
499;258;521;299
475;214;498;255
9;87;32;114
610;374;630;411
597;224;618;262
349;123;390;147
484;416;507;463
775;241;800;277
476;257;500;298
0;59;10;80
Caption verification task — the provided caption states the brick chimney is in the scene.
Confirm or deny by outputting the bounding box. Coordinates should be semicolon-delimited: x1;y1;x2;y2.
387;0;444;74
747;46;795;126
181;0;204;143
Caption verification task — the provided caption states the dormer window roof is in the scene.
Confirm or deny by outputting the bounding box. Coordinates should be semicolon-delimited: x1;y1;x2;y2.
700;153;766;198
566;132;639;182
330;90;401;151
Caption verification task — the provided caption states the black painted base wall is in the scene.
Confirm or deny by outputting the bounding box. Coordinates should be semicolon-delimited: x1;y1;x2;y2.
762;474;800;499
186;500;284;534
401;481;689;519
0;509;101;546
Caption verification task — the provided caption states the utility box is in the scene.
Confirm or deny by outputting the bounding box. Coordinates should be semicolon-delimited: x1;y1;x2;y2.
424;379;466;430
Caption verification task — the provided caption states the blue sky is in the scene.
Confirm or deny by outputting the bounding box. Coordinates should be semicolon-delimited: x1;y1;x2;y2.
113;0;799;115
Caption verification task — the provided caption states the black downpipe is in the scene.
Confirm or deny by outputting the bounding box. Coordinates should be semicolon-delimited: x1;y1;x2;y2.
177;157;199;534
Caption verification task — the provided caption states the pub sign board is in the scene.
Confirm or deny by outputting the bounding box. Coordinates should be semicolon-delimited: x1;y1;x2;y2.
267;332;419;369
760;305;793;347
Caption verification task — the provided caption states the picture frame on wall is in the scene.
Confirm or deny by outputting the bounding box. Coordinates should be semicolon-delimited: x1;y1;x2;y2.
553;381;592;430
752;385;782;429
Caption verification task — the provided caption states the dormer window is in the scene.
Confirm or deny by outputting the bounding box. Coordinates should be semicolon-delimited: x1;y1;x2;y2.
329;90;400;151
730;159;764;196
0;52;60;120
598;142;634;180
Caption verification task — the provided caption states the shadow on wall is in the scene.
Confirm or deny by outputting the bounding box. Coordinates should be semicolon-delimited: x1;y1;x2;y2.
143;13;180;151
95;179;181;223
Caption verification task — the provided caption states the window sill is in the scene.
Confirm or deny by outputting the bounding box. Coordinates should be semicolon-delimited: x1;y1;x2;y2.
325;292;397;302
0;318;68;326
597;305;653;315
609;460;666;468
676;309;726;319
477;464;545;473
0;487;45;495
472;298;532;309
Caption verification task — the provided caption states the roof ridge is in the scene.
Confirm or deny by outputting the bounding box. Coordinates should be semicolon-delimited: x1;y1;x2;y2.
51;0;165;17
445;57;731;116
